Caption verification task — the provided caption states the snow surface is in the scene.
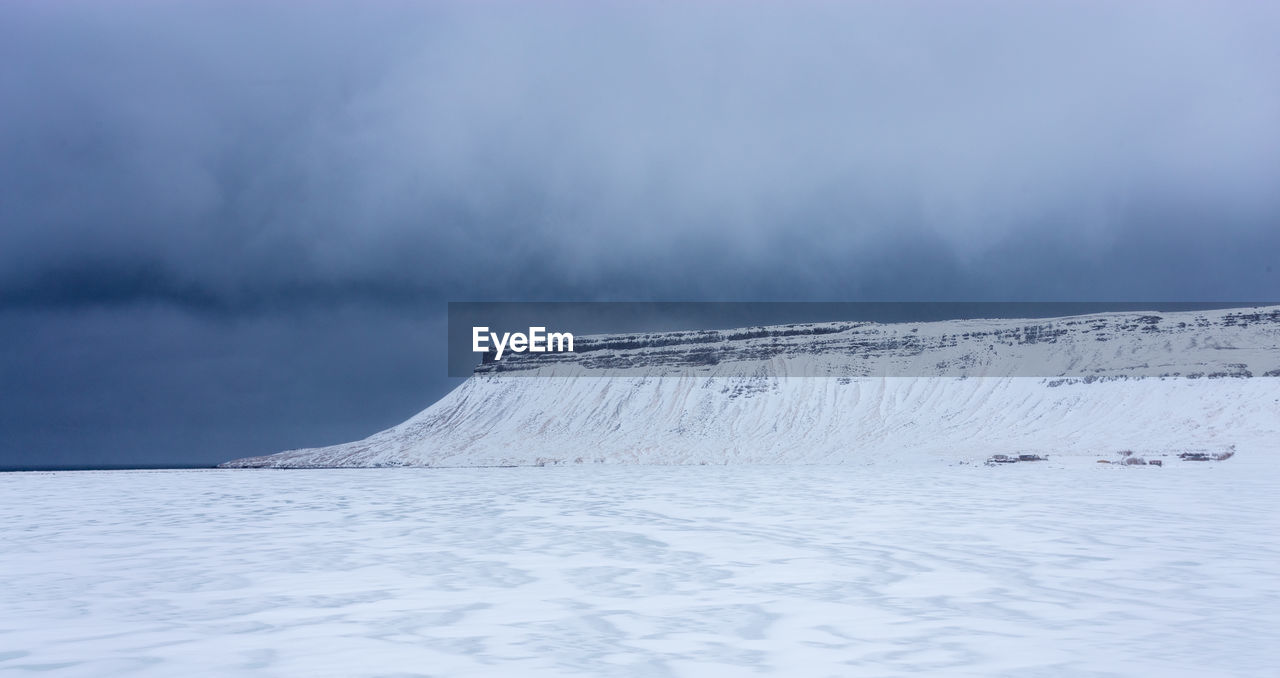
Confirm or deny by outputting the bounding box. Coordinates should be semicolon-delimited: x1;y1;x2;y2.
224;376;1280;469
3;463;1277;677
223;306;1280;469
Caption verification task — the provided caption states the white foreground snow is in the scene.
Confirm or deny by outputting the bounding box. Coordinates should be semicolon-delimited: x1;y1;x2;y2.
3;462;1277;677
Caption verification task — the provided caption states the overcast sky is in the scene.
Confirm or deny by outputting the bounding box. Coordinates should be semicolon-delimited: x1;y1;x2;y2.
2;1;1278;468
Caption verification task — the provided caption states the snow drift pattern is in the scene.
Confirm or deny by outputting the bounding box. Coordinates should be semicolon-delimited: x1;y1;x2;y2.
223;307;1280;468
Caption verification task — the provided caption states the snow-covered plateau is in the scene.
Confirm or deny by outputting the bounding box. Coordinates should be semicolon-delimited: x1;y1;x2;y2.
223;306;1280;468
2;464;1277;677
7;307;1278;676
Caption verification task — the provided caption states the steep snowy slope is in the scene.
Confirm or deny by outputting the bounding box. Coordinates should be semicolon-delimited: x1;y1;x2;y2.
223;307;1280;468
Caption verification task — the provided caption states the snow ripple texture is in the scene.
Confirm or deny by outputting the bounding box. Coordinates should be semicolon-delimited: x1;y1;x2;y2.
2;465;1277;677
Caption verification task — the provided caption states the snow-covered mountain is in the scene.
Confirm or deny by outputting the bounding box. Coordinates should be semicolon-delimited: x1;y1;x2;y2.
222;306;1280;468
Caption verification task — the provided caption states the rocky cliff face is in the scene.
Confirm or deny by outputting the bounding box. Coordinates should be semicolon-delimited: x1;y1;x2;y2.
476;307;1280;378
222;306;1280;468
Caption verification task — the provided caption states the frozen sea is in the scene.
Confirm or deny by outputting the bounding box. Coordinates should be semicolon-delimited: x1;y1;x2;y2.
2;460;1277;677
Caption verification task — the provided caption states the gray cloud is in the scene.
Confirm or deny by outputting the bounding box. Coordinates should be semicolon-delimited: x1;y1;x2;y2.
0;304;456;468
2;0;1278;308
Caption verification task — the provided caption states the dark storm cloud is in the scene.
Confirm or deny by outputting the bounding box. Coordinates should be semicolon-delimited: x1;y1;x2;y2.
3;0;1278;308
0;305;455;467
